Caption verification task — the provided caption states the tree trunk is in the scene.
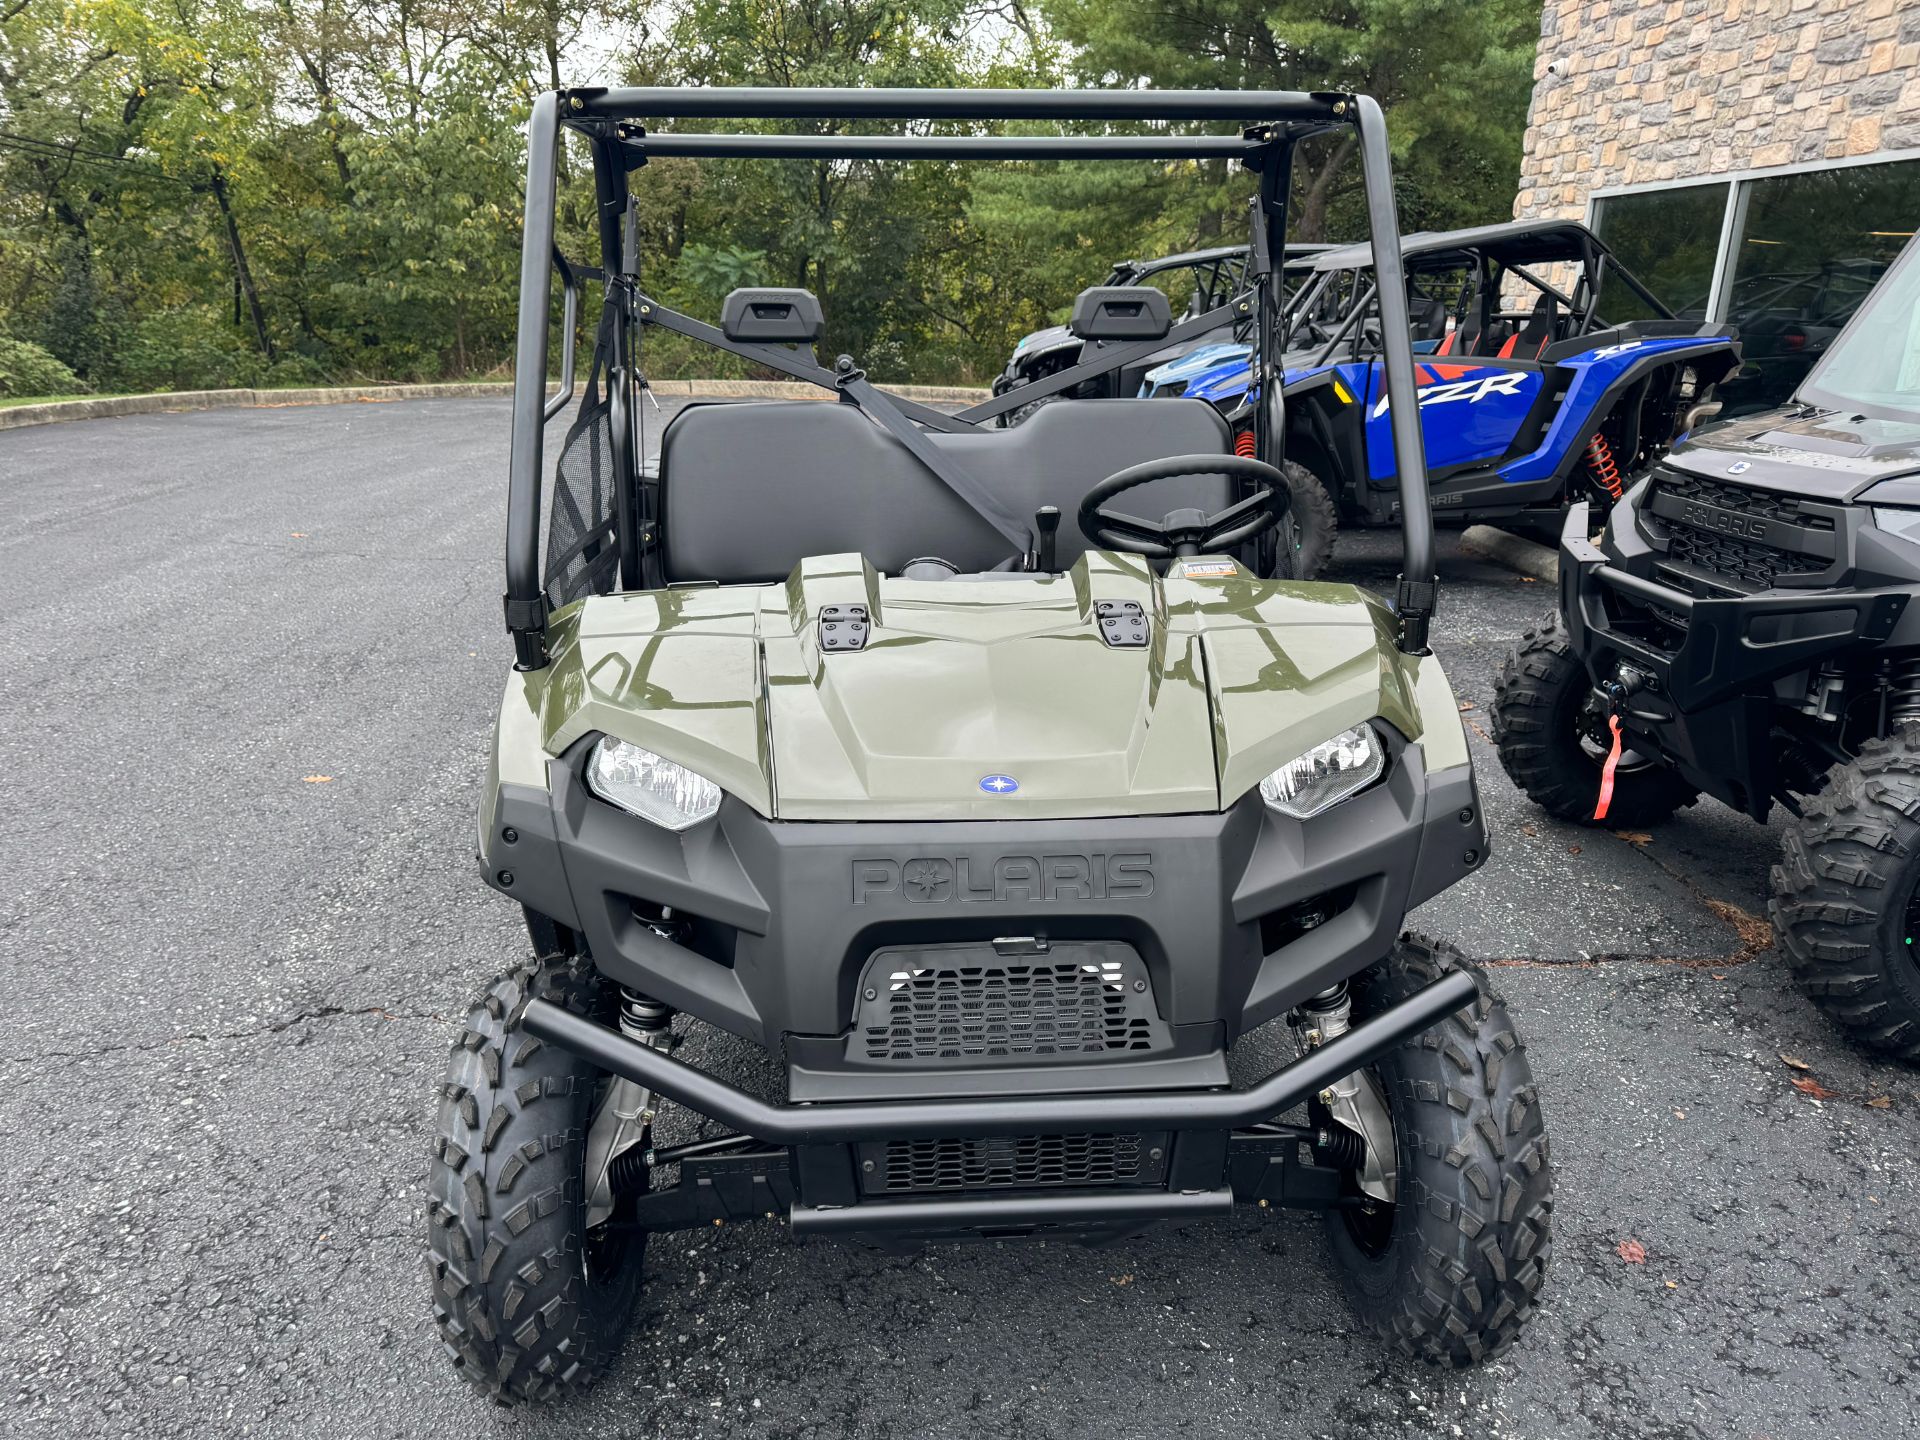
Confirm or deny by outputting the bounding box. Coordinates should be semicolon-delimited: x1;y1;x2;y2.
209;168;275;361
1295;134;1359;243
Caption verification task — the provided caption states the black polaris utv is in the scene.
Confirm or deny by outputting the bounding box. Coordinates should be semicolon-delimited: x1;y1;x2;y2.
428;85;1552;1404
1495;235;1920;1060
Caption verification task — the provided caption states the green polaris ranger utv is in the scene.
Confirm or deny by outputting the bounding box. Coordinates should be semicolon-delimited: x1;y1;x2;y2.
428;86;1553;1402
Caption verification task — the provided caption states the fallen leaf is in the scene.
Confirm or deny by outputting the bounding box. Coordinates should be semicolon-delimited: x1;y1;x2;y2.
1457;700;1476;712
1519;575;1537;583
302;774;333;784
1779;1053;1813;1072
290;531;308;538
1616;1239;1647;1264
1521;823;1538;837
1567;844;1582;856
1615;831;1654;846
1712;973;1727;981
1665;1279;1678;1289
1673;1108;1686;1119
1110;1274;1134;1287
1866;1095;1894;1109
1791;1075;1837;1100
1702;899;1771;951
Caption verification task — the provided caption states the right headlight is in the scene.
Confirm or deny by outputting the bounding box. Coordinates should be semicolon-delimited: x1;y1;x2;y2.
585;737;722;831
1258;723;1386;820
1871;506;1920;544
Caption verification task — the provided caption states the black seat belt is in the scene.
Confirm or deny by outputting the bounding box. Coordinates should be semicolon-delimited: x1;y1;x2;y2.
833;363;1034;554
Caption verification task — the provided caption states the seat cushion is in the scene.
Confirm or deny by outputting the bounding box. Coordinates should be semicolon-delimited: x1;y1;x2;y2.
660;398;1235;585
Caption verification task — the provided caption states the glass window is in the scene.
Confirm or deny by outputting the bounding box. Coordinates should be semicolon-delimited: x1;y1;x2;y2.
1799;235;1920;424
1593;182;1728;323
1720;159;1920;414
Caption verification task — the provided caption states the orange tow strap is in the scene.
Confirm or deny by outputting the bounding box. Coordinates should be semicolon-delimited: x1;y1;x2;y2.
1593;714;1623;821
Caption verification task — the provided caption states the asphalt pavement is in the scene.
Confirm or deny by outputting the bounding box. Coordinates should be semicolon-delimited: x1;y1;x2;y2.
1;398;1915;1439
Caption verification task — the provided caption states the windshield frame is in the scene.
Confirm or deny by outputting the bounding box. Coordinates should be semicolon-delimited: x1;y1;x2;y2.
1796;234;1920;424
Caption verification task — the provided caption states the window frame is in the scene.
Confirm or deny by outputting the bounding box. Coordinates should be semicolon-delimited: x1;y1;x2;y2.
1585;148;1920;325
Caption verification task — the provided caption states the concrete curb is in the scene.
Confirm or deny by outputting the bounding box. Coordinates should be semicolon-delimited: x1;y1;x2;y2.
1460;524;1559;584
0;379;991;432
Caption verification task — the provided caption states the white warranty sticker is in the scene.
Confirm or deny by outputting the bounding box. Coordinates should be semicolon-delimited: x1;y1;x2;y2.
1177;559;1238;578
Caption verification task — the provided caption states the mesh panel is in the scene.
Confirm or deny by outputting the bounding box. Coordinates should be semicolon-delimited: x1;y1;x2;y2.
544;312;620;607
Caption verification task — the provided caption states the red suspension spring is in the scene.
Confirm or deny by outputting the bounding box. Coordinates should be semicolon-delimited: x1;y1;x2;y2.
1234;428;1258;458
1586;433;1625;503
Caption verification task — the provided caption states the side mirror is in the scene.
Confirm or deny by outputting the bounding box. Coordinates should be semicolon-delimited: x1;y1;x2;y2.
721;288;825;344
1069;285;1173;342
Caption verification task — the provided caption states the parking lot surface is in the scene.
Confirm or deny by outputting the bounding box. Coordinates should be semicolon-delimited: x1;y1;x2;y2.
1;399;1915;1439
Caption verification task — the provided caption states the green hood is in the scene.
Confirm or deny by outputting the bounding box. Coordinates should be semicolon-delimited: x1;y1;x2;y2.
510;551;1462;822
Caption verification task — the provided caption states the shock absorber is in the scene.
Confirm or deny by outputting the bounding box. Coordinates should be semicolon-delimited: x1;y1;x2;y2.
1585;432;1625;503
1234;427;1258;459
1888;655;1920;728
618;988;674;1043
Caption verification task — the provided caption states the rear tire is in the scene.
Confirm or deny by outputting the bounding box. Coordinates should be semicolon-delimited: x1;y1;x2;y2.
1493;618;1699;827
1326;935;1553;1366
426;953;645;1402
1279;460;1338;580
1771;732;1920;1061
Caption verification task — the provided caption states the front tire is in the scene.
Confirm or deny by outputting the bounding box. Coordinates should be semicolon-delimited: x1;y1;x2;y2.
1279;459;1338;580
426;953;646;1402
1326;936;1553;1366
1493;619;1699;827
1771;731;1920;1061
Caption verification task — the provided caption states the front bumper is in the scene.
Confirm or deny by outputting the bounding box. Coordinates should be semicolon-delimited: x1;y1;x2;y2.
1559;500;1911;814
484;731;1484;1094
482;730;1484;1241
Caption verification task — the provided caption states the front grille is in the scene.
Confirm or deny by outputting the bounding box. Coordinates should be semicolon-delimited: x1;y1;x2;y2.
1644;466;1835;591
1661;524;1830;588
855;946;1167;1063
862;1132;1166;1194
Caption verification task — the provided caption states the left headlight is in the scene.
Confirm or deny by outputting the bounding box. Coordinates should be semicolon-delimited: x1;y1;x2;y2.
1258;723;1386;820
586;737;721;831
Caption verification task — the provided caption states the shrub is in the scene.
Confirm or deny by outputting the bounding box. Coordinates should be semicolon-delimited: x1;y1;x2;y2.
0;334;84;398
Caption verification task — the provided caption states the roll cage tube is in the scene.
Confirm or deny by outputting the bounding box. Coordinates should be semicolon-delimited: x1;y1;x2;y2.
502;87;1437;665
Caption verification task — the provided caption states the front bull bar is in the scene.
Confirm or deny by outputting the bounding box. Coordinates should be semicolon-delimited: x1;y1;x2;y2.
519;966;1478;1144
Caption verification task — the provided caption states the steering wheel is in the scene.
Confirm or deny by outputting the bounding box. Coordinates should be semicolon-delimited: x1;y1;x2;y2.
1077;453;1291;559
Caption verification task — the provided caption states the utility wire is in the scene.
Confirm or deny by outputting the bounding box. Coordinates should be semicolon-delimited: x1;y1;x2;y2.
0;128;195;184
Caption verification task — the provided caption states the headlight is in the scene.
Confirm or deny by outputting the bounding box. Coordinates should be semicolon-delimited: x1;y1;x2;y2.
1258;724;1385;820
585;737;721;831
1872;507;1920;544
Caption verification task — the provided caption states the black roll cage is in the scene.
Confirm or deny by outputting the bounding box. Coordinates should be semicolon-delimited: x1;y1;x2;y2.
505;86;1438;667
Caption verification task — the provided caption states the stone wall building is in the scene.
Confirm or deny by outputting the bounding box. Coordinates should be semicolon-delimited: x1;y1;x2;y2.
1515;0;1920;411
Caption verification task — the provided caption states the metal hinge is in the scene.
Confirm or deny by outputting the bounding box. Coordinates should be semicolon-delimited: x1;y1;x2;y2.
819;604;869;652
1094;599;1150;648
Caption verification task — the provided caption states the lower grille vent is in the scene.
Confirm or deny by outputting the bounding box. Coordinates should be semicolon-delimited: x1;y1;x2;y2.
863;1132;1166;1194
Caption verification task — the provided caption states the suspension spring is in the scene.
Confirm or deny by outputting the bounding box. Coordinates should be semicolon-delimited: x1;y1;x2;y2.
1889;655;1920;728
618;988;674;1041
1234;427;1258;458
1585;432;1625;503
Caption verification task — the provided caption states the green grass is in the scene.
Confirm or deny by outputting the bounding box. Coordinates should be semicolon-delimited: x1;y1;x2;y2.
0;392;124;409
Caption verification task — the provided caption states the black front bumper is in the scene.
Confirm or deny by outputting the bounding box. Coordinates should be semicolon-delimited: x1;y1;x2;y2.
485;731;1483;1094
1559;499;1912;815
482;730;1484;1242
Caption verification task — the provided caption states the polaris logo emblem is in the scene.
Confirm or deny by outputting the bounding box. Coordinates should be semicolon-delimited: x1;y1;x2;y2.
852;854;1154;904
979;773;1019;794
1727;461;1752;474
1680;499;1770;541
